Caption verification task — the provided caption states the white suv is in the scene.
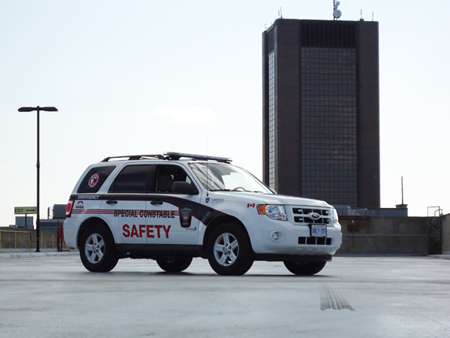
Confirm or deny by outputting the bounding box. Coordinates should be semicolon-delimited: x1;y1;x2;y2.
64;152;342;275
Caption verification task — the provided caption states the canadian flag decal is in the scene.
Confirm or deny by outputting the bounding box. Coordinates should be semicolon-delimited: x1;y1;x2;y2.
247;203;255;208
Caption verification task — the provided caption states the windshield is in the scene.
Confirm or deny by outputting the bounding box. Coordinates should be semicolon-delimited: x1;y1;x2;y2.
189;162;273;194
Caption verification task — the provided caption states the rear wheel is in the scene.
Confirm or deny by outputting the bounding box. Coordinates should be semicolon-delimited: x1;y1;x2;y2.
207;223;253;275
284;261;326;276
157;257;193;273
80;224;118;272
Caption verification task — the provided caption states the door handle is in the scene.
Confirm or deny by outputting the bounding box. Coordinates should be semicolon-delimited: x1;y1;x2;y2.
106;200;118;205
151;200;163;205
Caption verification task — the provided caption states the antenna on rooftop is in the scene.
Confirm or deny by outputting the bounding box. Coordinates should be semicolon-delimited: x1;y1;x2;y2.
401;176;405;205
396;176;408;211
278;7;283;19
333;0;342;20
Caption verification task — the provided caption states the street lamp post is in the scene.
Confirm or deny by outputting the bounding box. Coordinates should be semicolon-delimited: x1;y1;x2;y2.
18;106;58;252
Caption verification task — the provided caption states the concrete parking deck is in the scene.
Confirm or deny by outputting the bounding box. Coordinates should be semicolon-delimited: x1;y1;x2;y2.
0;255;449;338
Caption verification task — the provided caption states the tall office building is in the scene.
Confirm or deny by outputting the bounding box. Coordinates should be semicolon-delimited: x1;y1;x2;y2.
262;19;380;208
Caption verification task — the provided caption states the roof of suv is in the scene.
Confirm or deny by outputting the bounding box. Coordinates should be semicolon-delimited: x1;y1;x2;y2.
101;152;232;164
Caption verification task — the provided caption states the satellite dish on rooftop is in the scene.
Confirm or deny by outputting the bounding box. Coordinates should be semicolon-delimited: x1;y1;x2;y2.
333;0;342;20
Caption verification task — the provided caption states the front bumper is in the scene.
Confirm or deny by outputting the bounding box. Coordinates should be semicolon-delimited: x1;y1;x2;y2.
245;216;342;257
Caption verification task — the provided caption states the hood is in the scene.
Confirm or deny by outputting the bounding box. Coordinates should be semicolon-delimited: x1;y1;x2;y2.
268;194;331;207
209;191;331;208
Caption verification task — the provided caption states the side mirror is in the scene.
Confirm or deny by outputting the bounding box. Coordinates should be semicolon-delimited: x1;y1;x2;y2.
172;181;198;195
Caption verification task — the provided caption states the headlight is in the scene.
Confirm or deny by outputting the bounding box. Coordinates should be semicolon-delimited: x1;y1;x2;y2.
331;208;339;221
257;205;287;221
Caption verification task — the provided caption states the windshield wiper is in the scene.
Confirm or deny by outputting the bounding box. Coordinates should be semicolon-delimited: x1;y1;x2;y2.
209;189;268;193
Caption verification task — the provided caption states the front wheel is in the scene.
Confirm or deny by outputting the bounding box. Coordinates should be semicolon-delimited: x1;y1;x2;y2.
207;223;253;276
284;261;326;276
80;224;118;272
157;257;193;273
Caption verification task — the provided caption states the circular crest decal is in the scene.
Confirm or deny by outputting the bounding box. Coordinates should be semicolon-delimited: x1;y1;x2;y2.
88;173;100;188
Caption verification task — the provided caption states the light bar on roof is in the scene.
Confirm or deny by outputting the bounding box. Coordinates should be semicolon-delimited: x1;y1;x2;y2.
164;152;232;163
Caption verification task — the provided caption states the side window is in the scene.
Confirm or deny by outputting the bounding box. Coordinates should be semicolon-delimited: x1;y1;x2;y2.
155;165;193;193
109;165;153;193
77;166;116;194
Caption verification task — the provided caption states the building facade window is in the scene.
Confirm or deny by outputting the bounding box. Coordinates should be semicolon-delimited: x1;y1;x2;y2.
268;51;276;189
301;47;357;207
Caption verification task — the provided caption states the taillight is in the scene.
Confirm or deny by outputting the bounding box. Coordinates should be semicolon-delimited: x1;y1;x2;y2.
66;199;74;217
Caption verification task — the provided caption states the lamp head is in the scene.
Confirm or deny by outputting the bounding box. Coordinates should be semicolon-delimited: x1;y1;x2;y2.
18;106;58;112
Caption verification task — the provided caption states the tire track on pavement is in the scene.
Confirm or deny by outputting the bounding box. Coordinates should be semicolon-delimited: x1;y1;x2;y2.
320;284;355;311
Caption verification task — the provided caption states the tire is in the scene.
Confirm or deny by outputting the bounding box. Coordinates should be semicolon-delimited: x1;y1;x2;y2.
207;223;253;276
79;224;118;272
157;257;193;273
283;260;326;276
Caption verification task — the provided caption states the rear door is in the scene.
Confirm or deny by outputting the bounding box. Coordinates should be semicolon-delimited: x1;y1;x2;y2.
102;164;153;245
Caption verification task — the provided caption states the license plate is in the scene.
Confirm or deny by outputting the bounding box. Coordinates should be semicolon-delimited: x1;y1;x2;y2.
311;224;327;237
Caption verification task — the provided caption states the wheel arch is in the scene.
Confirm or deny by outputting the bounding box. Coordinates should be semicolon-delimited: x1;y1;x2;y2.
77;217;114;249
202;215;254;255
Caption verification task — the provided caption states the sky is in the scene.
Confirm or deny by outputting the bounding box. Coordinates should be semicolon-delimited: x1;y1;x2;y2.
1;0;449;226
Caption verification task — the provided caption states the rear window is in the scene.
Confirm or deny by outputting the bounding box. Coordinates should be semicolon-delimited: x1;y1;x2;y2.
77;166;116;193
109;165;153;193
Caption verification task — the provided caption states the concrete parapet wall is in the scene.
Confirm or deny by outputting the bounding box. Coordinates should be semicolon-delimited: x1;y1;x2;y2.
3;215;448;255
442;214;450;254
0;228;60;250
337;216;429;255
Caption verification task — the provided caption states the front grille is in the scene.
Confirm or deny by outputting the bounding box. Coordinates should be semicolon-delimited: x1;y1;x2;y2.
292;207;331;225
299;237;332;245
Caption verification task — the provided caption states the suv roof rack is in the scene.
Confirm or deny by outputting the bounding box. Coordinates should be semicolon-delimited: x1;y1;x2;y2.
101;154;166;162
101;152;232;163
